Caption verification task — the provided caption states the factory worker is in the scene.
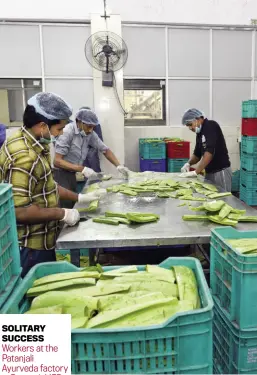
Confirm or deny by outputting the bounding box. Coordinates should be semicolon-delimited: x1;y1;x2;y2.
0;92;105;277
80;106;103;173
180;108;232;192
54;108;130;208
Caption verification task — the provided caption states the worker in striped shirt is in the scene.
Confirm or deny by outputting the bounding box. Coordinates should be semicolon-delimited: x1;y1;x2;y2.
0;92;106;276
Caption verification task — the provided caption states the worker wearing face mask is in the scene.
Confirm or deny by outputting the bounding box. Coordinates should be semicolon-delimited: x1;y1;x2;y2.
0;92;106;276
54;108;130;208
180;108;232;192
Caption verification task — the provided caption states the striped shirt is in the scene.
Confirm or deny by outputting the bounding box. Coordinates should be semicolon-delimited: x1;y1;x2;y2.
0;126;60;250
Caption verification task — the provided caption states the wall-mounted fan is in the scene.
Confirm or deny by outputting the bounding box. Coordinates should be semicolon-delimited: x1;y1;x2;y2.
85;31;128;87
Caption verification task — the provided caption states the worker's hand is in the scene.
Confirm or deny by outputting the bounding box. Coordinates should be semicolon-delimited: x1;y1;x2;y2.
179;171;198;178
78;189;107;203
61;209;80;226
82;167;98;179
181;162;190;173
117;165;130;179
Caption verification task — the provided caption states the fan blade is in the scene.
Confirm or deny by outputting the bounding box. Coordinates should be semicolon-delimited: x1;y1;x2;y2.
94;50;104;58
116;49;126;55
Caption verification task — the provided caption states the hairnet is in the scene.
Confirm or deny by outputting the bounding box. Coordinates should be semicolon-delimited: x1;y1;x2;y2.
182;108;204;125
27;92;72;120
79;106;91;110
76;109;99;126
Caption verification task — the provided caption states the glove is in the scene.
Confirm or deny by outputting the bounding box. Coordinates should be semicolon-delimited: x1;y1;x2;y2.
179;171;198;178
78;189;107;203
61;209;80;226
82;167;98;179
117;165;130;179
181;162;190;173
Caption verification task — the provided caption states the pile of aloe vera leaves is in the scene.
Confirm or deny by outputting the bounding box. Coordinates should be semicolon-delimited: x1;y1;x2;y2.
24;264;200;329
93;211;160;226
227;238;257;255
183;199;257;226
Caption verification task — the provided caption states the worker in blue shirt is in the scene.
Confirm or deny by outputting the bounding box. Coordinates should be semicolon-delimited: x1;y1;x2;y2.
80;106;103;173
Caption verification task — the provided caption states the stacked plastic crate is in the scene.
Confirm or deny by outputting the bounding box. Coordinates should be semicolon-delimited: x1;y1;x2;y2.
240;100;257;205
139;138;167;172
166;140;190;172
0;184;22;311
211;226;257;374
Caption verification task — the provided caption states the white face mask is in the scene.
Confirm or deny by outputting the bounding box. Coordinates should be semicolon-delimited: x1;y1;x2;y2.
196;124;202;134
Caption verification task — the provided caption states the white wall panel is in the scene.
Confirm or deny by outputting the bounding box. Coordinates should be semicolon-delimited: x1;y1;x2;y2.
213;80;251;125
45;79;94;115
122;27;165;76
43;26;92;76
213;30;252;78
168;29;210;77
169;80;209;125
0;25;41;76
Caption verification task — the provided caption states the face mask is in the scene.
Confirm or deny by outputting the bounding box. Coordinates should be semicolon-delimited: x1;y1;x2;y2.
196;124;202;134
39;125;53;144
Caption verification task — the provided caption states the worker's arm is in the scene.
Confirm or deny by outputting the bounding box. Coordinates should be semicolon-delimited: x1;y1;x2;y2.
188;154;200;166
104;149;120;167
16;205;64;224
58;185;78;202
54;153;84;173
195;152;213;174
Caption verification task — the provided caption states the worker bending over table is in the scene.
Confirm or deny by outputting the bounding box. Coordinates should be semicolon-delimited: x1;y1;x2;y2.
0;92;105;277
54;108;131;208
180;108;232;192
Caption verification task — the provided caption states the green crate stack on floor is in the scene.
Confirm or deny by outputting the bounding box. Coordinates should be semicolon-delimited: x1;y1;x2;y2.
139;138;167;172
165;138;190;173
210;226;257;374
240;100;257;205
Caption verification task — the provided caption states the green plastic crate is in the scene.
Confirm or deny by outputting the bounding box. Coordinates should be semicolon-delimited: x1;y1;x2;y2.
232;170;240;192
240;169;257;185
242;136;257;154
240;184;257;205
139;138;166;160
241;152;257;171
168;158;188;173
242;100;257;118
211;226;257;329
1;257;213;374
213;303;257;374
0;184;22;308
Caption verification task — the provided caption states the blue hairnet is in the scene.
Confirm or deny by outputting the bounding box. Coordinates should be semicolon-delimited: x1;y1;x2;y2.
27;92;72;120
76;109;99;126
182;108;204;125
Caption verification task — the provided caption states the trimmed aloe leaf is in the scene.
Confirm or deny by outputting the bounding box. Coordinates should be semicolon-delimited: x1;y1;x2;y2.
146;265;175;284
33;272;99;287
105;211;128;219
203;200;225;212
30;291;98;311
208;192;232;199
178;203;187;207
78;200;99;213
227;238;257;254
176;189;193;196
218;204;232;220
157;192;171;198
104;266;138;275
182;215;210;221
86;183;99;193
27;278;96;297
25;306;63;314
93;217;119;225
80;264;103;273
228;213;242;221
201;183;218;192
180;196;206;201
78;284;131;297
126;213;159;223
120;189;138;196
238;216;257;222
128;280;178;298
230;208;246;215
208;215;237;226
189;205;205;211
173;266;200;309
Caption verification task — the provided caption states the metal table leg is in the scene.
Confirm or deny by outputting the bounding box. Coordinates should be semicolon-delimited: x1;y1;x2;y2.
89;248;97;266
70;249;80;267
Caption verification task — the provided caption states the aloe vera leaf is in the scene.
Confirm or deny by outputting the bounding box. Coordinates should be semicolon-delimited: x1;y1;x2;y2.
120;189;138;196
227;239;257;253
203;200;225;212
126;213;158;223
129;212;160;219
33;271;100;287
93;217;120;225
128;280;178;298
105;211;127;219
189;205;205;211
182;215;210;221
146;265;175;284
201;183;218;192
71;317;89;329
228;213;242;220
178;202;187;207
219;204;233;220
176;189;193;196
208;192;232;199
25;306;63;314
27;278;96;297
208;215;237;226
230;208;246;214
180;196;207;201
30;291;98;312
157;192;171;198
238;216;257;222
104;266;138;275
173;266;200;309
86;183;99;193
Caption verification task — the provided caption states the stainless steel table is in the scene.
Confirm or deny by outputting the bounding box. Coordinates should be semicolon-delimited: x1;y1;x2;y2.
56;172;257;265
